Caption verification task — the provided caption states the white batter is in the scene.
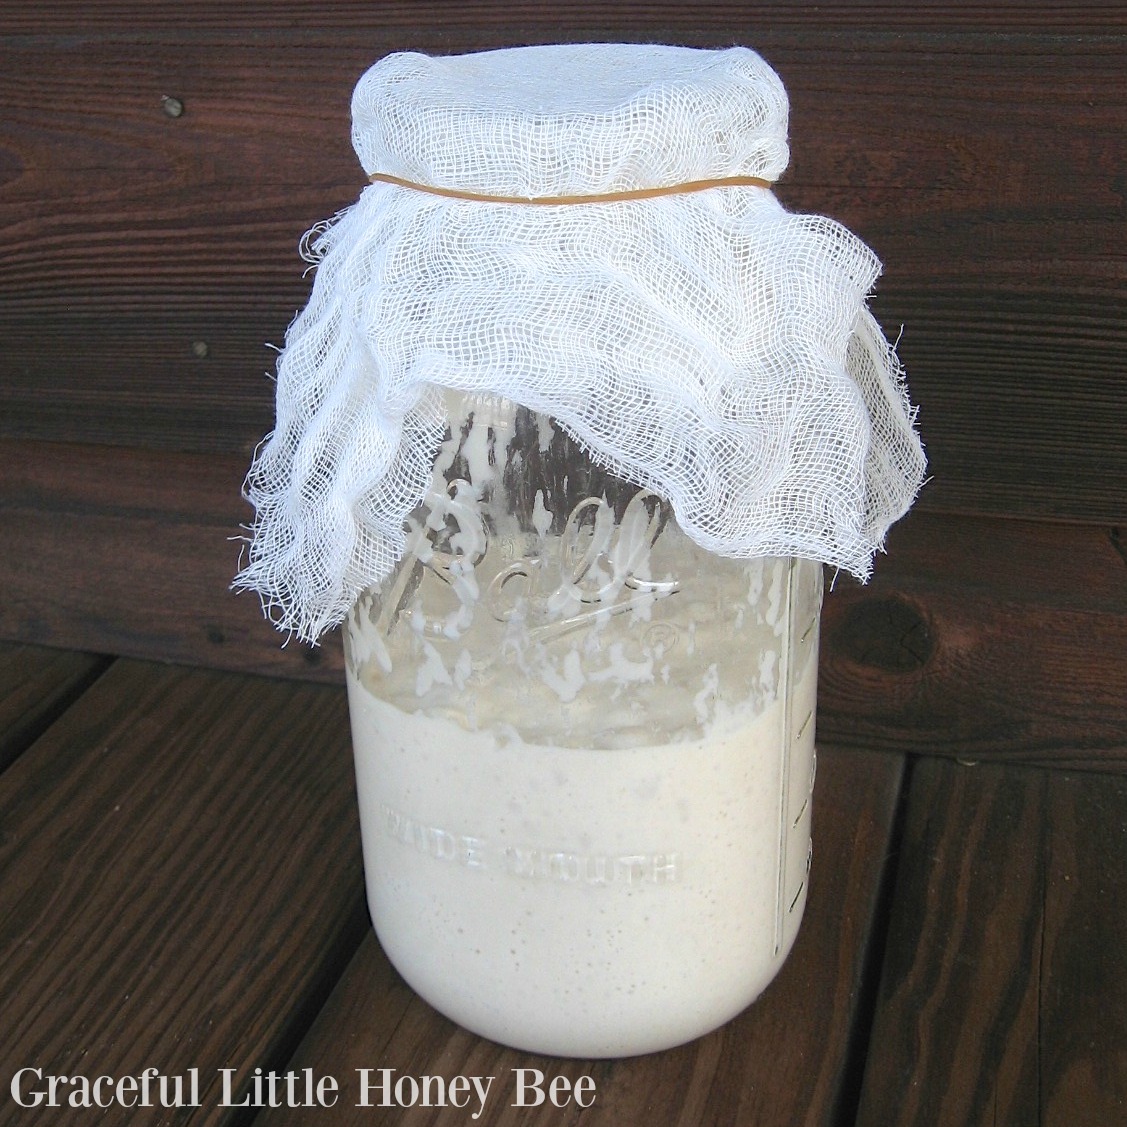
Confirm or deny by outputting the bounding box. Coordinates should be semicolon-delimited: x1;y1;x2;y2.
345;640;816;1057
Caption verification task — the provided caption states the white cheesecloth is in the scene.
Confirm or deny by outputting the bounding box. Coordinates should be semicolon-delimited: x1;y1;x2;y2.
236;43;926;642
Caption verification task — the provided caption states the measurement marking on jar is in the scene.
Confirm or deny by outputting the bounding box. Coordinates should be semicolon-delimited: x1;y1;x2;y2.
789;880;805;913
381;805;680;885
796;708;813;740
793;794;809;828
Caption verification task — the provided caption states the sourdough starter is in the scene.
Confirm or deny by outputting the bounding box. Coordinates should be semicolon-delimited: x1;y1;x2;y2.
345;628;816;1057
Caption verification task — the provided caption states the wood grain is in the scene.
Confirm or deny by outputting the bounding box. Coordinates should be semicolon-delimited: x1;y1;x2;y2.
817;511;1127;771
0;438;344;683
6;3;1125;35
855;758;1127;1127
0;7;1123;521
0;642;109;773
0;659;367;1124
255;747;904;1126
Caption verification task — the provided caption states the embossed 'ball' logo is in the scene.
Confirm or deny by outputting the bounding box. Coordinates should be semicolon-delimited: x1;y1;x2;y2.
485;490;680;641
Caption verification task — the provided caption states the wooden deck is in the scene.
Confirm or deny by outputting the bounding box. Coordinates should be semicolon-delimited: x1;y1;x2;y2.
2;642;1123;1126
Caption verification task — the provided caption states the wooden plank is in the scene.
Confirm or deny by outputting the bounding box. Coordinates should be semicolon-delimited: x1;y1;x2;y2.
256;747;903;1126
0;642;109;772
7;3;1125;35
2;24;1120;309
818;511;1127;772
0;438;343;682
868;290;1126;523
4;439;1124;770
0;659;367;1123
855;758;1127;1127
0;9;1122;521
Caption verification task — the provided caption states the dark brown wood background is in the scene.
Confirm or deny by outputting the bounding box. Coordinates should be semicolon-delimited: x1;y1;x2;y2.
1;2;1124;767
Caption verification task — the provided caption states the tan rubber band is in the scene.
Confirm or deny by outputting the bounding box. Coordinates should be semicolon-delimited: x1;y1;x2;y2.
367;171;773;205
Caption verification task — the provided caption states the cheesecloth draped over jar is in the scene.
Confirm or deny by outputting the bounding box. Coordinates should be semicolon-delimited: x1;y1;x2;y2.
236;43;926;643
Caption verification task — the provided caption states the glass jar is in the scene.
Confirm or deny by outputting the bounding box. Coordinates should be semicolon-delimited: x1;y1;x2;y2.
344;390;822;1058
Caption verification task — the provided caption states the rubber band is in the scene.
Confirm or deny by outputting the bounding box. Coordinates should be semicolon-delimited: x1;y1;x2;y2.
367;171;774;205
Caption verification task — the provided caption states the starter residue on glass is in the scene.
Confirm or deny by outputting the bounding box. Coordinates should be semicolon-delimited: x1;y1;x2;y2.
343;393;822;1056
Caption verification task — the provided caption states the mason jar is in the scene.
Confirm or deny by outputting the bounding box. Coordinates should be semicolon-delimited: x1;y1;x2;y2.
343;389;822;1058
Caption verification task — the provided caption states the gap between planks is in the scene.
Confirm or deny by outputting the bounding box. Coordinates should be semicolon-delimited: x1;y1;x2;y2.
856;757;1127;1127
0;641;113;774
0;659;368;1126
